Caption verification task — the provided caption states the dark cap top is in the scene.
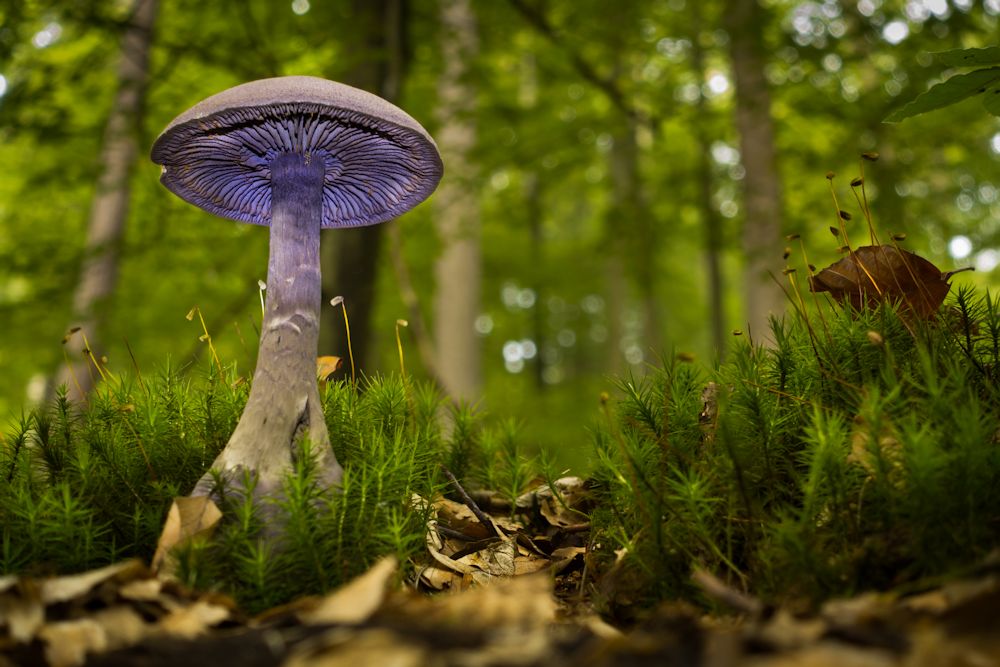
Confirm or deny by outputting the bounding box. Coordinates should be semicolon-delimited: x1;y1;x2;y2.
151;76;443;228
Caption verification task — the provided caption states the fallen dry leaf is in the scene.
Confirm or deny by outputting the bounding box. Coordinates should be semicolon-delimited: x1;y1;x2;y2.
809;245;955;319
41;560;147;605
463;538;518;580
118;577;164;603
299;556;397;626
744;643;895;667
152;496;223;575
39;618;106;667
432;495;520;537
534;477;590;529
285;627;427;667
0;584;43;643
316;355;343;381
39;605;149;667
396;570;557;632
513;548;552;576
155;599;231;639
416;564;463;591
88;605;148;650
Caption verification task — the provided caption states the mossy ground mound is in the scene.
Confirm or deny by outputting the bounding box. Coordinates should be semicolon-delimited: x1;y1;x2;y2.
4;287;1000;619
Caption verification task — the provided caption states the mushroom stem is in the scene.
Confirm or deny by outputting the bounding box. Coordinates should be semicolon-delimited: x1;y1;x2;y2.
192;152;342;500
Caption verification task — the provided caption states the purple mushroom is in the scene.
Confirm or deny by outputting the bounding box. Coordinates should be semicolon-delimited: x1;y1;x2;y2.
151;76;442;499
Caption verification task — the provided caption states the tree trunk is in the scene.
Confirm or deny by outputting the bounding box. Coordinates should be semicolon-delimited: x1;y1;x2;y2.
319;0;407;371
606;253;626;375
608;118;659;368
525;173;546;389
691;4;726;358
52;0;158;400
433;0;481;401
727;0;785;343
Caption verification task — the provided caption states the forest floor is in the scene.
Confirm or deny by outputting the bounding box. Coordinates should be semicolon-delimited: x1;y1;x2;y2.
3;479;1000;667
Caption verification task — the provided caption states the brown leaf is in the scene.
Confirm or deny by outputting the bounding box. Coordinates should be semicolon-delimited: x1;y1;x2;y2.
809;245;952;319
152;497;222;575
154;600;230;639
316;355;343;381
417;565;463;591
0;583;44;643
439;495;522;535
39;618;106;667
442;573;556;629
285;628;429;667
42;605;149;664
299;556;397;626
536;477;590;529
41;561;148;605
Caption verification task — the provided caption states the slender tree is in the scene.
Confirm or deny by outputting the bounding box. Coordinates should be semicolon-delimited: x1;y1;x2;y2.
726;0;785;342
690;3;726;357
320;0;407;370
433;0;482;401
52;0;158;400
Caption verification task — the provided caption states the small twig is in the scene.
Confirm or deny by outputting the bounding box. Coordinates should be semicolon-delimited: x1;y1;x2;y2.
450;537;502;560
436;524;482;542
441;465;500;538
560;522;592;534
692;567;764;616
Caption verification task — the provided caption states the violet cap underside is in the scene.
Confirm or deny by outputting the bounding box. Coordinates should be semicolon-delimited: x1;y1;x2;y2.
150;77;443;228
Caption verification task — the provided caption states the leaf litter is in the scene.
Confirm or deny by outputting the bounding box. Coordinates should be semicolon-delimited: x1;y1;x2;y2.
2;472;999;666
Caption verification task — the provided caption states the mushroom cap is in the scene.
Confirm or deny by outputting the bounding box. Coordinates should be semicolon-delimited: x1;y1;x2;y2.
151;76;443;228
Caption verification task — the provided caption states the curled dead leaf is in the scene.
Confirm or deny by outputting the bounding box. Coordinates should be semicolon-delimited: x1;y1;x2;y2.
809;245;957;319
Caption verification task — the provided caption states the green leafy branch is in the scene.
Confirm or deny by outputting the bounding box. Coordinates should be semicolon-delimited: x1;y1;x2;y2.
885;46;1000;122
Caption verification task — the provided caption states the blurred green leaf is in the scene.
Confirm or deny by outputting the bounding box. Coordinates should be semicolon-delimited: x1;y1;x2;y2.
885;68;1000;122
933;46;1000;68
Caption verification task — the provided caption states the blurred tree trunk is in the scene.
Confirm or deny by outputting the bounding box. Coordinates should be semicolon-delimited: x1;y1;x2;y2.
433;0;481;401
52;0;158;400
727;0;785;342
691;4;726;358
519;55;545;388
609;118;660;369
605;254;626;376
525;173;546;389
320;0;407;371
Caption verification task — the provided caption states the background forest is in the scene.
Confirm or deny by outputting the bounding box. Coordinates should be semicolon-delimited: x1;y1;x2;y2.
2;0;999;471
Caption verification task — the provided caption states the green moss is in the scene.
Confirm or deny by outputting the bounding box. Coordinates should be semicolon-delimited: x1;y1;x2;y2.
590;286;1000;609
0;369;475;613
10;287;1000;616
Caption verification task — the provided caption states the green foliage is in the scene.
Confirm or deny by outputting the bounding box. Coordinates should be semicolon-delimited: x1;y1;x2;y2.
0;366;239;575
0;369;480;613
886;47;1000;122
474;418;536;513
589;287;1000;609
6;2;1000;454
